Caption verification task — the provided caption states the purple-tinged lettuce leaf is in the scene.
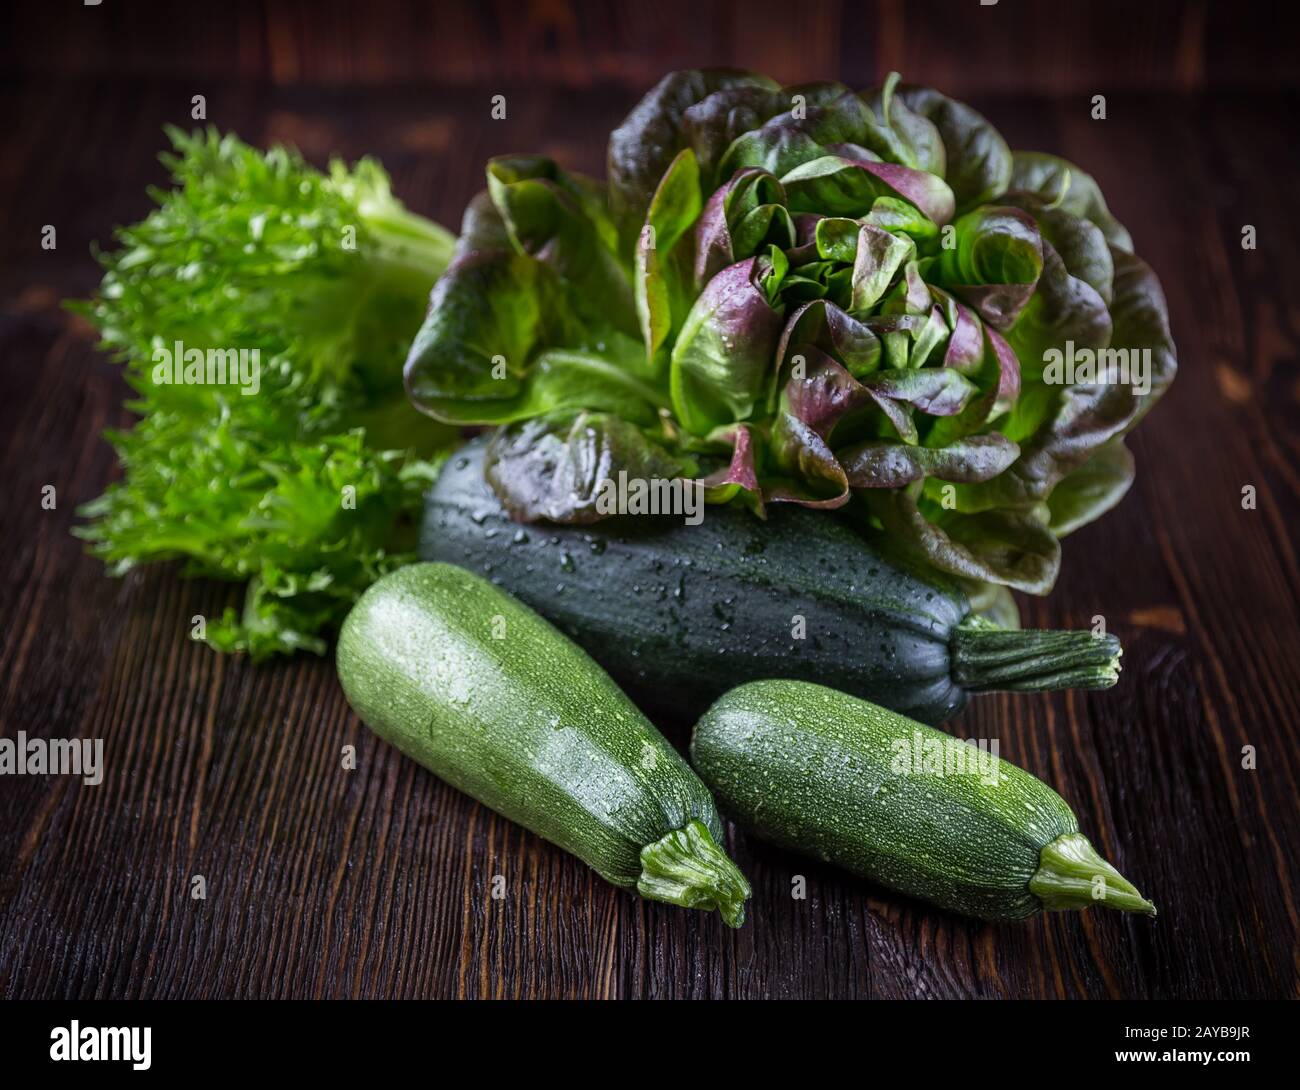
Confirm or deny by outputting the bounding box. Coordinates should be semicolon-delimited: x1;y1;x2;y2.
1008;150;1132;252
1005;239;1112;370
970;248;1175;514
863;312;929;371
858;72;945;175
775;343;976;464
864;195;941;242
777;300;884;382
486;155;635;335
932;205;1043;329
937;290;984;372
865;487;1061;593
768;412;850;508
778;346;871;438
895;85;1012;211
841;433;1019;488
1105;248;1178;417
405;250;566;411
719;122;834;182
782;155;956;227
485;410;689;524
864;367;977;419
699;423;765;513
405;252;661;426
895;260;934;314
670;256;785;434
1003;193;1115;305
681;84;791;184
987;326;1023;410
754;244;790;307
784;82;874;141
849;223;916;313
924;323;1020;447
608;68;782;254
716;82;875;181
693;168;794;288
956;248;1180;525
1047;437;1135;536
909;306;952;369
779;342;973;448
636;148;703;367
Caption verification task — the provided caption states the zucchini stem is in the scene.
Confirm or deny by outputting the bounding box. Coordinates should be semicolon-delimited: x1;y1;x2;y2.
950;616;1122;692
638;820;751;928
1029;832;1157;916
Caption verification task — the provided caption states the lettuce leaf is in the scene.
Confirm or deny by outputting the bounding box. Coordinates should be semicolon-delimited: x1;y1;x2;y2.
73;128;458;657
400;69;1177;597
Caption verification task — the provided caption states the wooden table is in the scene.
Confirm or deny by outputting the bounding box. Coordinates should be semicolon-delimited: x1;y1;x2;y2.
1;76;1296;1000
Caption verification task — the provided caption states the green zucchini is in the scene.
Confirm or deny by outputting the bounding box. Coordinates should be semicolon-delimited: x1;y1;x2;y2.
421;438;1121;725
691;679;1155;921
336;562;750;926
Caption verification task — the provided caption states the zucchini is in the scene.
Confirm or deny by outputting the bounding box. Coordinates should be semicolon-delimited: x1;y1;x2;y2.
691;680;1155;921
336;562;751;926
421;438;1121;725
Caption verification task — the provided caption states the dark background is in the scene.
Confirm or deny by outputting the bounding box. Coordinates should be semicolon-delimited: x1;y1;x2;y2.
7;0;1298;93
1;0;1297;999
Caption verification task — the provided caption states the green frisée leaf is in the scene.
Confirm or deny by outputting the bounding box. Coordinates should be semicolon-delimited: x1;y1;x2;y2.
73;128;459;657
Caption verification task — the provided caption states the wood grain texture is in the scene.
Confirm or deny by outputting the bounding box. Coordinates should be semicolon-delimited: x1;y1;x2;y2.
1;28;1298;999
5;0;1298;96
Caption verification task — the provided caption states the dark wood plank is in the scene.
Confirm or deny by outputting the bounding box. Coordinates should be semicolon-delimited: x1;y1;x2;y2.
6;0;1299;97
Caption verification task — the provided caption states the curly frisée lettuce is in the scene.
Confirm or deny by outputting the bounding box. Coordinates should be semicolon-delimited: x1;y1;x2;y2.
74;128;457;657
404;71;1177;596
